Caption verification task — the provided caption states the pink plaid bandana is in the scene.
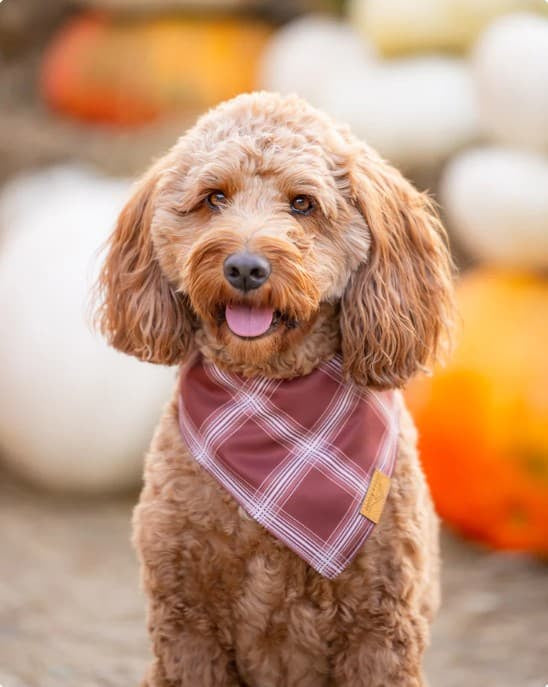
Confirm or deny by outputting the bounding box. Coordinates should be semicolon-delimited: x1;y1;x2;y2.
178;354;400;579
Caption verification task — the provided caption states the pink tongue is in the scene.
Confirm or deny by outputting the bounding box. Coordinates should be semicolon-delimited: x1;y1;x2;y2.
225;304;274;338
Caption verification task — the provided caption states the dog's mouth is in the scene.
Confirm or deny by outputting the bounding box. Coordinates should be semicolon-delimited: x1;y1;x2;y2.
218;303;297;340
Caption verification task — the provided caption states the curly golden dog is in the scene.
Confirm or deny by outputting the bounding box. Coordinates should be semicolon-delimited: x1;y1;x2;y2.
96;91;454;687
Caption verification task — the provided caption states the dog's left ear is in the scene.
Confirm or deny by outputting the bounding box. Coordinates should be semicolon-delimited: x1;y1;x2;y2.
340;143;455;389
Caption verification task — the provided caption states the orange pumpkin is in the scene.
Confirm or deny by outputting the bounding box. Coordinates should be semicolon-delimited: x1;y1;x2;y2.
40;13;271;126
406;270;548;553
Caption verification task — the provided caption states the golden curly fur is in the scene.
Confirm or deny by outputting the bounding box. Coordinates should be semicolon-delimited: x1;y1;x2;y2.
96;91;454;686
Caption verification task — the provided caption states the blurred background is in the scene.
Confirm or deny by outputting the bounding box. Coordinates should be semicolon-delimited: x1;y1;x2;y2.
0;0;547;685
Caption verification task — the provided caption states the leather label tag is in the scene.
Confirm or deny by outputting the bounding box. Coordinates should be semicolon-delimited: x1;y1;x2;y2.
360;469;391;523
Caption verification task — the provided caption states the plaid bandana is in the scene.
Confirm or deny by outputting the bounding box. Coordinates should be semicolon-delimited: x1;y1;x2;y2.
178;354;400;579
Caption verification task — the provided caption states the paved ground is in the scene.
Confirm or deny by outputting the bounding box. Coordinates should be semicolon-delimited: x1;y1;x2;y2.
0;470;547;687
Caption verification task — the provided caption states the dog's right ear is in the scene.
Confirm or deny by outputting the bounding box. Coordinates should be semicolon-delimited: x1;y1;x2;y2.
95;161;194;364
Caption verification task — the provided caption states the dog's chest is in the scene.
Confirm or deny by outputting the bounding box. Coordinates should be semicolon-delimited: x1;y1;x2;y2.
179;443;325;574
185;460;340;633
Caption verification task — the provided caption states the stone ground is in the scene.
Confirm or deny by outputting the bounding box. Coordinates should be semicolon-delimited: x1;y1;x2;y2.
0;470;547;687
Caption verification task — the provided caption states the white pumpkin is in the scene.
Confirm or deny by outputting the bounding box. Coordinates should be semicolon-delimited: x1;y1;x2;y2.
441;147;548;269
321;56;480;171
348;0;547;56
260;17;479;172
258;14;375;106
0;166;175;493
473;13;548;153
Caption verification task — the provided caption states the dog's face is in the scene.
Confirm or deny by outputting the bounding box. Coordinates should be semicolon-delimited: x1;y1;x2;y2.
97;92;454;388
151;98;370;368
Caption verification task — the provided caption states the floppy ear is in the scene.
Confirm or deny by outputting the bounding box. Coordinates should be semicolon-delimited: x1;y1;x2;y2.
340;144;455;389
95;161;194;364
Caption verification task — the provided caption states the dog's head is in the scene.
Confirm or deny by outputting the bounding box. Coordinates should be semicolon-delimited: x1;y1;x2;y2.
96;92;454;388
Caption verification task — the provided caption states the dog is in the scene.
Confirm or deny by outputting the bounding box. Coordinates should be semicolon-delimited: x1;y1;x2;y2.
96;91;454;687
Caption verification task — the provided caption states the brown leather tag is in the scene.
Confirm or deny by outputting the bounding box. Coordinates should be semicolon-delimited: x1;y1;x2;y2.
360;469;391;523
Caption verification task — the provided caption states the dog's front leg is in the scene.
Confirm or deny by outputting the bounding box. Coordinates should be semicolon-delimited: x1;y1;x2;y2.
330;608;429;687
134;500;243;687
140;615;242;687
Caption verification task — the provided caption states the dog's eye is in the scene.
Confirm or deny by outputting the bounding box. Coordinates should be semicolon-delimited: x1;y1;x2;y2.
290;195;315;215
205;190;227;210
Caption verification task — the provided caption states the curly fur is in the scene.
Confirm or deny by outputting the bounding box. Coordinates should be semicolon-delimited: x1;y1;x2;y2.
95;91;455;686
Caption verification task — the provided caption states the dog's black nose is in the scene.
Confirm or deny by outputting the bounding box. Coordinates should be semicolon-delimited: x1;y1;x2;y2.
223;252;271;292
